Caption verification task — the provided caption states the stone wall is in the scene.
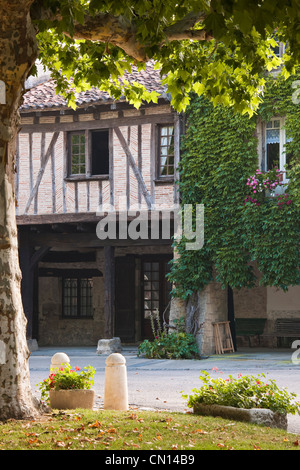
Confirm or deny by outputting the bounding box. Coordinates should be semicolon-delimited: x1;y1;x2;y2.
233;283;300;347
38;276;105;346
37;244;173;346
197;282;228;355
173;281;229;357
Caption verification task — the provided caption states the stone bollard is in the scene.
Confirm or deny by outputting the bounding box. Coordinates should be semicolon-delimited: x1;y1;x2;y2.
104;353;128;411
50;352;70;372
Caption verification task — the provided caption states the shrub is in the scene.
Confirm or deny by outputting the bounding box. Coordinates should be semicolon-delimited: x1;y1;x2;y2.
138;314;199;359
183;370;300;415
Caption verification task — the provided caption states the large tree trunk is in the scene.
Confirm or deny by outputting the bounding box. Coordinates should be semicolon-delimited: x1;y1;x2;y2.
0;1;40;419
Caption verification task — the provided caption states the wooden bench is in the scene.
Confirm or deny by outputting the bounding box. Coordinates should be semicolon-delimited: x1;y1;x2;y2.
235;318;267;346
275;319;300;338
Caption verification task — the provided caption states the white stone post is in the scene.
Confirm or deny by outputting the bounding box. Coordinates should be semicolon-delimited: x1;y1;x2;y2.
50;352;70;372
104;353;128;411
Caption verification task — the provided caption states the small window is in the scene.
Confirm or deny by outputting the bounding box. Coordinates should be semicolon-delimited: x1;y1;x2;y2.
271;41;285;58
68;130;109;177
265;117;292;181
158;125;174;177
69;132;86;175
62;277;93;318
266;119;281;170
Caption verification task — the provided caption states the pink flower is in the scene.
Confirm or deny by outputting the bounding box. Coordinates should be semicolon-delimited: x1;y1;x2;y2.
75;366;81;371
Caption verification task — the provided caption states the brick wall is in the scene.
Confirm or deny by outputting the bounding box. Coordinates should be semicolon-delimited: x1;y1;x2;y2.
17;105;176;216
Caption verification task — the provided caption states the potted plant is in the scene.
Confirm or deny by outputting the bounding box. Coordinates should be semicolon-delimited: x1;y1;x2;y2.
38;364;96;410
182;371;300;430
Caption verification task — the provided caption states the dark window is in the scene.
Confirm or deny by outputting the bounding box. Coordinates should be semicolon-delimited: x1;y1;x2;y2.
158;125;174;177
266;120;280;170
62;277;93;318
91;130;109;175
68;130;109;177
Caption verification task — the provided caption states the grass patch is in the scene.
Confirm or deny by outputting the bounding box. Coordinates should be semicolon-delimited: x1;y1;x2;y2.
0;409;300;450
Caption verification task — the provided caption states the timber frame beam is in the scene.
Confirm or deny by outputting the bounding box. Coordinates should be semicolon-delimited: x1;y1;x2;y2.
24;131;60;214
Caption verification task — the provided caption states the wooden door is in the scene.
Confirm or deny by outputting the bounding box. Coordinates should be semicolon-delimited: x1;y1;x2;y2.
141;256;172;340
115;256;136;342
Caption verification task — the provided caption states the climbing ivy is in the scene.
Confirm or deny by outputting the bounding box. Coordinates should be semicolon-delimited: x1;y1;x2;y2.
170;72;300;298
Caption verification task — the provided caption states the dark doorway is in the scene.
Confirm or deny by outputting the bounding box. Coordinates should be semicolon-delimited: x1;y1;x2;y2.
141;256;172;339
115;256;136;342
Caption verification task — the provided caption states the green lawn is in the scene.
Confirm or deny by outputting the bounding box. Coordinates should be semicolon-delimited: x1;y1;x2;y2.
0;409;300;450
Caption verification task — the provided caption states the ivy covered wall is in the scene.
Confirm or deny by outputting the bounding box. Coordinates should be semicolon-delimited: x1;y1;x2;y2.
170;72;300;300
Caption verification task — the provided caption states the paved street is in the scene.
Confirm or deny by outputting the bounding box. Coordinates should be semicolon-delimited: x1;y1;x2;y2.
29;346;300;434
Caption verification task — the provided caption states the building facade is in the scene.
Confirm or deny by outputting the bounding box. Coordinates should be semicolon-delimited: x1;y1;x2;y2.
17;66;299;353
17;65;181;346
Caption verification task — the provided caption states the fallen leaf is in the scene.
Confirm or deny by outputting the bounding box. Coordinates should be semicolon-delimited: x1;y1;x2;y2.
88;421;101;428
107;428;117;433
54;441;66;447
195;429;208;434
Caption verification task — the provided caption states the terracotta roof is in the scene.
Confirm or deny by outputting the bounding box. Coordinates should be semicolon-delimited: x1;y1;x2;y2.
21;62;166;111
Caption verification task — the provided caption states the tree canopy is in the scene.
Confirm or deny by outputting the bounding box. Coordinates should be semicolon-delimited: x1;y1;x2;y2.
31;0;300;114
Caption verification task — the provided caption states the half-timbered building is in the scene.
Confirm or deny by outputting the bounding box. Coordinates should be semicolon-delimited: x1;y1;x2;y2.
17;63;182;347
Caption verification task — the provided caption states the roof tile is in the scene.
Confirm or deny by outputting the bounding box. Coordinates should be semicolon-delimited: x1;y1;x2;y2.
21;62;166;111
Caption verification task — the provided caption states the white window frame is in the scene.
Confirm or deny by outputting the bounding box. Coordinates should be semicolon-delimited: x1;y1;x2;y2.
265;117;290;183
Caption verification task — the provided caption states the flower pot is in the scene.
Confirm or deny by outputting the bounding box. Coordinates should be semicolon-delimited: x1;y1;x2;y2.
49;389;95;410
193;403;287;430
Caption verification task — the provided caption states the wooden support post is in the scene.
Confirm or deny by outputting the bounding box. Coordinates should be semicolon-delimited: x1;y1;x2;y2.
19;230;51;340
104;246;115;338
